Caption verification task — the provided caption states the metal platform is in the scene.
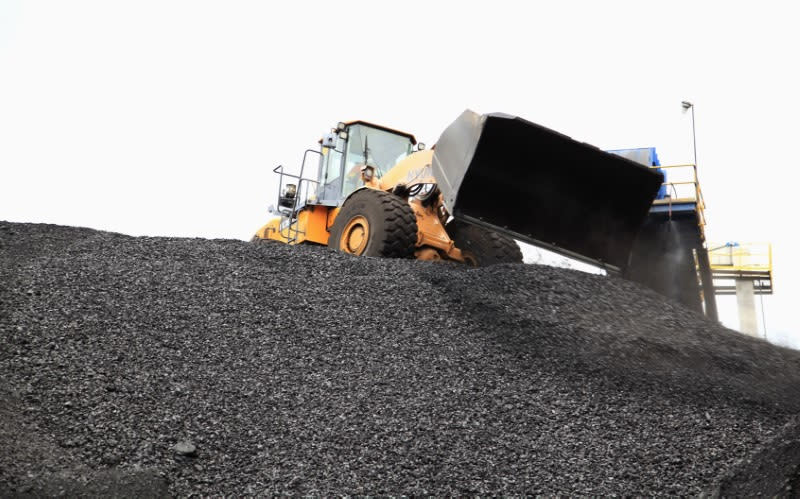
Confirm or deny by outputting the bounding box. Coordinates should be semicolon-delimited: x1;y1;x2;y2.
708;242;773;295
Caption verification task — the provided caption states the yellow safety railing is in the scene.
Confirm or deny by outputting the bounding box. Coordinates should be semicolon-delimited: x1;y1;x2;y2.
708;242;773;273
650;163;707;238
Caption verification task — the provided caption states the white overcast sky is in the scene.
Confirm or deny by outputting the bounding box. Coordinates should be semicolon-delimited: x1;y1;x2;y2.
2;1;798;347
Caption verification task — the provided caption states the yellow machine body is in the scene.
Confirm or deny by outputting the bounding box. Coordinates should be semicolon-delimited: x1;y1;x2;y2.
254;205;337;246
255;148;464;262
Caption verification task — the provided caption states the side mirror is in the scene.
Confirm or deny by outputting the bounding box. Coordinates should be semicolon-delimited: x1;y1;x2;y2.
417;142;426;151
321;132;337;149
360;165;376;181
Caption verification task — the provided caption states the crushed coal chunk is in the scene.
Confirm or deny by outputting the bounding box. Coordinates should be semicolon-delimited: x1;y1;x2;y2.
2;220;800;496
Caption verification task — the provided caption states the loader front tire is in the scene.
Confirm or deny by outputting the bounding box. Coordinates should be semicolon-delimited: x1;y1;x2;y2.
447;220;523;266
328;189;418;258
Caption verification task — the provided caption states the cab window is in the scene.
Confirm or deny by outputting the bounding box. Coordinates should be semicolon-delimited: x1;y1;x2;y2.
341;125;413;197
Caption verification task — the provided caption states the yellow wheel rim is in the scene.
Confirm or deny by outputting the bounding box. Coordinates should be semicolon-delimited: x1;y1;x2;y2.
340;215;370;255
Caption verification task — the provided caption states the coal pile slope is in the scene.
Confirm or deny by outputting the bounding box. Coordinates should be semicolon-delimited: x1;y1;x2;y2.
714;416;800;497
2;220;800;496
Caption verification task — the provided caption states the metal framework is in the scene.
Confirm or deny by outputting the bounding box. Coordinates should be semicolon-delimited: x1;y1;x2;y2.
650;163;707;240
708;242;773;295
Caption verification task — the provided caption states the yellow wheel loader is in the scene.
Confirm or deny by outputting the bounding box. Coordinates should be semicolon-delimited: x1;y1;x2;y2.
253;110;663;270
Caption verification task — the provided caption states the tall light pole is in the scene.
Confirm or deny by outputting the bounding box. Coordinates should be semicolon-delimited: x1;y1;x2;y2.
682;100;697;166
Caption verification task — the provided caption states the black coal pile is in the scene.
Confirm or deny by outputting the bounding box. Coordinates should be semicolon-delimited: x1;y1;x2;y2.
2;220;800;496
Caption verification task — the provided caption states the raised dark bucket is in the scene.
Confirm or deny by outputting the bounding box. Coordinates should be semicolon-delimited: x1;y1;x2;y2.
432;110;663;271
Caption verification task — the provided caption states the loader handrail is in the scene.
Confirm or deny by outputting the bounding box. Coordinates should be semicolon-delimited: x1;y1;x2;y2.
273;149;322;243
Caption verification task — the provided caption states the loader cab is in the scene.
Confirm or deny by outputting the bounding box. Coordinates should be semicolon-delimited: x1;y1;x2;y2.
317;121;416;205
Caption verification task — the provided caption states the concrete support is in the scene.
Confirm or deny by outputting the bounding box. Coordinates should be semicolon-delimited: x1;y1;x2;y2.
735;279;759;337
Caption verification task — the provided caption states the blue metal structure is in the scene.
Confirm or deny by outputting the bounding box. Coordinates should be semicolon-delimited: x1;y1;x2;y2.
607;147;667;200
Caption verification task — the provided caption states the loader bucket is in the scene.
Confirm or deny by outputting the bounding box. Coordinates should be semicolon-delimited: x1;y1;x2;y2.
432;110;663;271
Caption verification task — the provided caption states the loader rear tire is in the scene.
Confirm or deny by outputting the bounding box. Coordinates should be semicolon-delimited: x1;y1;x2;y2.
328;189;418;258
447;220;523;266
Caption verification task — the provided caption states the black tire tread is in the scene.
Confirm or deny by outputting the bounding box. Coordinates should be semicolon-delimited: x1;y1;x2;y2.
446;220;523;266
329;189;418;258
